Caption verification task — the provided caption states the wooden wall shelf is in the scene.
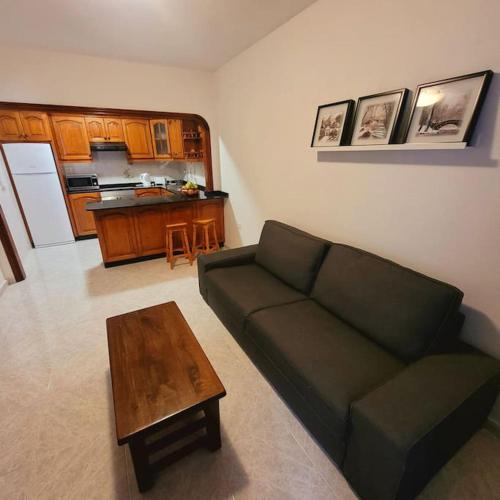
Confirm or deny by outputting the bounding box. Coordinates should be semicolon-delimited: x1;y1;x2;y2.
314;142;468;152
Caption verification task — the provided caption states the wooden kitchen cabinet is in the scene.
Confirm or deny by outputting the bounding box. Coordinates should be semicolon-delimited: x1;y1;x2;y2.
133;206;166;256
85;116;124;142
135;188;162;198
51;115;92;161
0;111;24;140
196;199;225;242
166;202;196;248
68;192;102;236
167;119;184;159
0;110;51;141
20;112;52;141
123;119;154;159
94;209;139;263
106;118;125;142
149;119;171;159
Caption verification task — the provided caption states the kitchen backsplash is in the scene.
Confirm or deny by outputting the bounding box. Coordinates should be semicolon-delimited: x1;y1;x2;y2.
64;151;205;186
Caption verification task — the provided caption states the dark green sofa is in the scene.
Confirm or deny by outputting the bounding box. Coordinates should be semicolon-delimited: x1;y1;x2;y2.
197;220;500;500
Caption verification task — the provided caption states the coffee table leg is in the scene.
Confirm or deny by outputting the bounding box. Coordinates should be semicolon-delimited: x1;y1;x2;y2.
205;400;221;451
129;436;153;492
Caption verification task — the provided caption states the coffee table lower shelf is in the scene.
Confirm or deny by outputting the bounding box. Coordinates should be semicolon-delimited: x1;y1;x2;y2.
127;399;221;492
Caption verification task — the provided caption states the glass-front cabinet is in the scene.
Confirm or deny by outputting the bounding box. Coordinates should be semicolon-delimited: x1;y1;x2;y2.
150;119;171;159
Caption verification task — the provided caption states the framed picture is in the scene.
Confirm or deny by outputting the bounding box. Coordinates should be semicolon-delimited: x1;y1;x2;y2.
405;70;493;144
350;89;408;146
311;100;355;147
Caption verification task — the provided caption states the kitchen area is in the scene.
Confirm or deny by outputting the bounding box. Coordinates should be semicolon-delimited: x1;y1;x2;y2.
0;104;226;268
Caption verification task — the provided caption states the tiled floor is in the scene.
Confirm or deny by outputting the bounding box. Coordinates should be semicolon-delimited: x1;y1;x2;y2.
0;239;499;499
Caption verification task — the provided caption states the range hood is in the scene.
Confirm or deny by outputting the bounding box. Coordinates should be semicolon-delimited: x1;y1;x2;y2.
90;142;128;152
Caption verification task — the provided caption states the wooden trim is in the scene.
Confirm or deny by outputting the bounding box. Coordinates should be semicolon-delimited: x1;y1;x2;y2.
0;145;35;247
0;204;25;282
0;100;214;192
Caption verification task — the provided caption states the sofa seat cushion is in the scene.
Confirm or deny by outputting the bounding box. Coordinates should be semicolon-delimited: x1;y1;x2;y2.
204;263;306;332
311;244;464;362
245;300;404;458
255;220;330;293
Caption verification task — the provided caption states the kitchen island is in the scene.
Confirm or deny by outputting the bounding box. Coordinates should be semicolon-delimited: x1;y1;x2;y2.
86;188;227;267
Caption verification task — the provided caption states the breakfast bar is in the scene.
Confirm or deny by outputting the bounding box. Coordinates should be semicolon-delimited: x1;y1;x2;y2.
86;188;227;267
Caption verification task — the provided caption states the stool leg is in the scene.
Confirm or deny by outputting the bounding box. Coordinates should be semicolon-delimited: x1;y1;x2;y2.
165;230;169;263
182;228;193;265
203;226;210;254
168;230;175;270
211;223;220;251
192;225;198;258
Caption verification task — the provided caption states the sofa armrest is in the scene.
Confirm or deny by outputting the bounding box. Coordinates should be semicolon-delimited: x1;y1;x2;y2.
343;354;500;500
197;245;258;299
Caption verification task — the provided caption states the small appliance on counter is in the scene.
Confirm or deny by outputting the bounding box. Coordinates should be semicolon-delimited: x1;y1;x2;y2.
139;173;151;187
66;174;99;192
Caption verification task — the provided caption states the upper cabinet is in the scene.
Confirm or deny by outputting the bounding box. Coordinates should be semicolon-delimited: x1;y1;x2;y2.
106;118;125;142
51;115;92;161
149;119;171;159
20;112;52;141
123;119;154;159
0;110;51;141
167;119;184;159
0;111;24;141
85;116;124;142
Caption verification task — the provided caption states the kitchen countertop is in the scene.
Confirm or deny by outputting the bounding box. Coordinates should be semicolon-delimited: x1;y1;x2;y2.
85;187;228;211
67;182;181;193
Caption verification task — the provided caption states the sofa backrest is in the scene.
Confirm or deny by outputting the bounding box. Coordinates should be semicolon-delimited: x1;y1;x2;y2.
311;244;464;362
255;220;330;293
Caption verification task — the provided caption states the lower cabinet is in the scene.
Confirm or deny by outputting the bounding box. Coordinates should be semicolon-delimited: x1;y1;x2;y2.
68;192;102;236
133;206;166;256
196;199;225;242
167;203;196;241
94;209;139;263
93;198;225;265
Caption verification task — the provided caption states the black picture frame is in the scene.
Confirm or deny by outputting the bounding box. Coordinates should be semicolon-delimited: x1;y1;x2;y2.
349;88;409;146
310;99;355;147
404;70;493;145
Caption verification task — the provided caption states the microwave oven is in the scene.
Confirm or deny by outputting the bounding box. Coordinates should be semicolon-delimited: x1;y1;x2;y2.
66;174;99;192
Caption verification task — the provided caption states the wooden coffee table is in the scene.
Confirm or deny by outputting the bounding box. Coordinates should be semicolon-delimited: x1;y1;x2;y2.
107;301;226;492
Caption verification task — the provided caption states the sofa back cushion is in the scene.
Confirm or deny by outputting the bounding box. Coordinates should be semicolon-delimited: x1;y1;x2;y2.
311;244;464;361
255;220;330;293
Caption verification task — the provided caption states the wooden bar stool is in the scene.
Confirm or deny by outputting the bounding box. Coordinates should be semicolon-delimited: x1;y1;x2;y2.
165;222;193;269
192;218;220;257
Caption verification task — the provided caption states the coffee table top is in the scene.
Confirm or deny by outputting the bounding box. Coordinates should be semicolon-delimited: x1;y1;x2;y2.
107;301;226;444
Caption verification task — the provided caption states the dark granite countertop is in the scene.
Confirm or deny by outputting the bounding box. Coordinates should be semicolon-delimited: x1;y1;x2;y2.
67;182;175;194
86;188;228;211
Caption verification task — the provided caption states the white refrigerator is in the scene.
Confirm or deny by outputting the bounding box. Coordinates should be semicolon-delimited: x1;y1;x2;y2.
3;143;75;247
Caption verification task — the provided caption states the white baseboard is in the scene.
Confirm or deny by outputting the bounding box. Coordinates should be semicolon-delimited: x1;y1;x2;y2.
0;279;7;298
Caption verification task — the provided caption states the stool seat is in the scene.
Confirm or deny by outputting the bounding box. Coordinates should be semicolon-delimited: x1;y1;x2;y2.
193;218;215;225
167;222;188;228
165;222;192;269
192;218;220;257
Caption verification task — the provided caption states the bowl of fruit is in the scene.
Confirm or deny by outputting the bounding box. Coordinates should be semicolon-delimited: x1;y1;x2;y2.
180;181;199;196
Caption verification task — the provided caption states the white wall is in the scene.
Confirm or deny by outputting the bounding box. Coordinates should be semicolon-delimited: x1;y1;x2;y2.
215;0;500;415
0;45;220;188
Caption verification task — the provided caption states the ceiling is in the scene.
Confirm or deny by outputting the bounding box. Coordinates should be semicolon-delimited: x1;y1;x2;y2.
0;0;316;71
